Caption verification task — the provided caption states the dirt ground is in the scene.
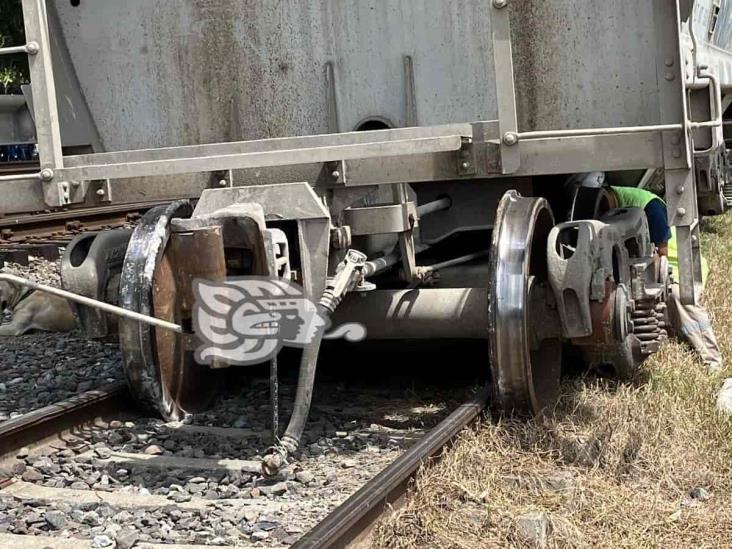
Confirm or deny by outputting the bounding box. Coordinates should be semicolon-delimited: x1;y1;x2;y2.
374;213;732;549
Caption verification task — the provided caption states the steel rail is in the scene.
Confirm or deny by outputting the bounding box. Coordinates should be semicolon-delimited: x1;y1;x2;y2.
0;201;164;245
0;201;162;229
0;382;129;462
292;386;490;549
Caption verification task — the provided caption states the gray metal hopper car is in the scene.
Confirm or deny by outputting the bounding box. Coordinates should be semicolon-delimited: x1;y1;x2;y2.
0;0;729;472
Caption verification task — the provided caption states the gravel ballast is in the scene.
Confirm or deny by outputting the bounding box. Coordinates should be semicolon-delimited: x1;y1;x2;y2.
0;257;123;421
0;375;469;546
1;255;482;546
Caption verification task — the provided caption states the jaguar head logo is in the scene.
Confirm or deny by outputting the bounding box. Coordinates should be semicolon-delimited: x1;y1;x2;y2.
193;277;329;365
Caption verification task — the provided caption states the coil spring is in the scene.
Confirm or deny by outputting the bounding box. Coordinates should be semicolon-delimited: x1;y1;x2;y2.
631;300;668;353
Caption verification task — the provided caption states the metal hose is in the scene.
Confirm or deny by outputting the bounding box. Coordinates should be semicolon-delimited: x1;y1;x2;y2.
261;304;334;477
279;316;326;452
261;249;367;476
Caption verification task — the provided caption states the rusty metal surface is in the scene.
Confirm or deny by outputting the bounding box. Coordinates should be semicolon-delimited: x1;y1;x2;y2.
0;202;163;245
572;281;618;347
118;200;194;421
164;226;226;409
0;382;129;463
118;203;227;422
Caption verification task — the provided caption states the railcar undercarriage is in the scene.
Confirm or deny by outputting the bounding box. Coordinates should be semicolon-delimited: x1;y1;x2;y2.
0;0;728;473
54;176;672;477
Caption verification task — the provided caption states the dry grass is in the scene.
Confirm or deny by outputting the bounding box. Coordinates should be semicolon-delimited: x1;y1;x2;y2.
373;213;732;549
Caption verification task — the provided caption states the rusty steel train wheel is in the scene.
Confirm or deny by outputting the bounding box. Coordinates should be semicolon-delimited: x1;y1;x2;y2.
119;200;222;421
488;191;562;415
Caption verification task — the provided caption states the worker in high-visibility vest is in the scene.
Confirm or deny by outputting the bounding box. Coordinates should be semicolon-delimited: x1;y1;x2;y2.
572;173;723;372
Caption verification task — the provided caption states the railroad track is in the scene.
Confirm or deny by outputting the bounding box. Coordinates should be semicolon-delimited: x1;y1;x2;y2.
292;389;489;549
0;201;167;265
0;202;165;246
0;368;485;548
0;161;161;250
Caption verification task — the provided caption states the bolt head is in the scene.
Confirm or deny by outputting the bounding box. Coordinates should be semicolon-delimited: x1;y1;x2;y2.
665;57;674;67
502;132;519;146
39;168;54;181
218;179;228;187
96;188;105;196
493;0;508;7
24;41;39;55
461;161;470;170
665;71;675;81
677;185;685;194
677;207;686;216
331;170;341;179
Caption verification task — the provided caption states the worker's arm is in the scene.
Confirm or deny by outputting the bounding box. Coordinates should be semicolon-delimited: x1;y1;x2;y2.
644;199;672;256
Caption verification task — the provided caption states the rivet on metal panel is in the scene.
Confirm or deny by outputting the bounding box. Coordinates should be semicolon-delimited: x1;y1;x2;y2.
24;41;39;55
664;71;675;81
96;188;105;197
670;135;681;146
672;149;682;158
40;168;54;181
677;207;686;216
329;161;346;185
664;57;674;67
677;185;685;194
503;132;519;146
456;137;476;176
492;0;509;8
59;183;70;205
218;179;227;187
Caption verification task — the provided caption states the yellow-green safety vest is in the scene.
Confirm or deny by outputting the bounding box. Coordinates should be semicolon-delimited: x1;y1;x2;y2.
610;186;662;209
610;186;708;288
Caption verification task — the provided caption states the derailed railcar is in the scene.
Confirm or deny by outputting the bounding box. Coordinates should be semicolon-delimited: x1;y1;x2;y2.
0;0;729;472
